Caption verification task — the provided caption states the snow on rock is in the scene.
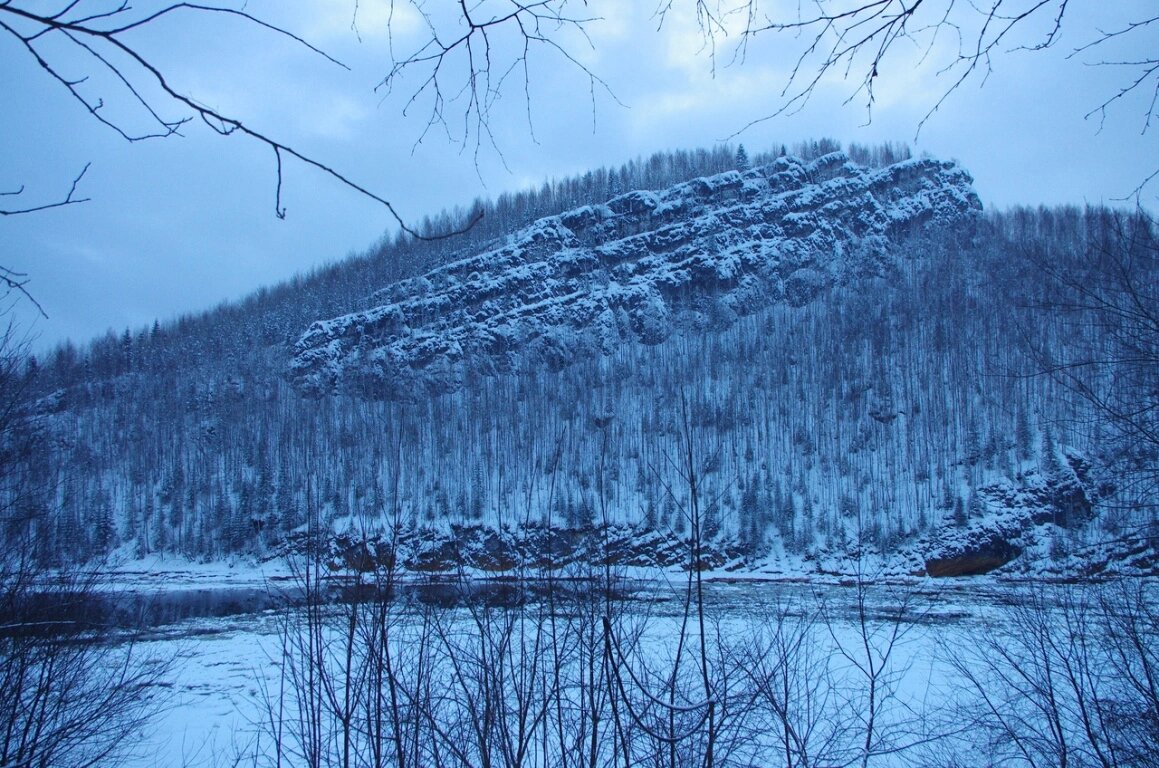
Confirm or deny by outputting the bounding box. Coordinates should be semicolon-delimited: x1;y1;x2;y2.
917;451;1100;577
290;153;981;398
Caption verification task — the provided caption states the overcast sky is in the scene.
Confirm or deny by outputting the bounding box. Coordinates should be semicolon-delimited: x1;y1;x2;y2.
2;1;1156;354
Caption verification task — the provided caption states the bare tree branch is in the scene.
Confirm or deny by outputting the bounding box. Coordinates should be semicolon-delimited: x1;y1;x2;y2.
0;163;90;221
1069;14;1159;199
0;163;93;318
679;1;1158;195
376;1;618;170
0;2;477;239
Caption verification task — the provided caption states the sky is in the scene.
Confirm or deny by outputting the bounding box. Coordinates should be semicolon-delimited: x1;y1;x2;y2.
1;0;1156;354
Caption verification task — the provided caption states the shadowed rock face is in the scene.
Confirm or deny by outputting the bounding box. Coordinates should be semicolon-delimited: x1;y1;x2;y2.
918;453;1100;577
315;524;744;576
290;152;981;399
924;533;1024;577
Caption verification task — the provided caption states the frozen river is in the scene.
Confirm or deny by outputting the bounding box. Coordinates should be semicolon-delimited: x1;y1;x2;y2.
119;574;1030;768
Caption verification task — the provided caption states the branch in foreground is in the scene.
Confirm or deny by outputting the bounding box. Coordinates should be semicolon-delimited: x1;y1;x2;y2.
377;1;616;168
0;163;91;219
0;2;474;240
0;267;48;320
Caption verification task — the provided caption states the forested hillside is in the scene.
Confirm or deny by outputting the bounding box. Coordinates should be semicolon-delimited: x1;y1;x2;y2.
9;143;1156;575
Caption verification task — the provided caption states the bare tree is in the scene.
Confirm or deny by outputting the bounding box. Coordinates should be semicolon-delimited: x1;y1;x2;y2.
738;598;844;768
1024;209;1159;520
676;1;1159;195
6;1;1156;238
8;0;1152;264
0;310;170;768
376;1;611;163
949;579;1159;768
0;552;170;768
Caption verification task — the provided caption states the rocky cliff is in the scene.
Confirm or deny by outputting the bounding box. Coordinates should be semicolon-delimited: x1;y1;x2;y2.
290;152;981;398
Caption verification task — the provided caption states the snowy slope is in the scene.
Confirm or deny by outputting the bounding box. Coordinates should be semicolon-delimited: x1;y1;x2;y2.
21;144;1154;579
291;153;980;397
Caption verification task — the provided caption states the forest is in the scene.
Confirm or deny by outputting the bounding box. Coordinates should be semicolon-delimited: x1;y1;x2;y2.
3;141;1155;578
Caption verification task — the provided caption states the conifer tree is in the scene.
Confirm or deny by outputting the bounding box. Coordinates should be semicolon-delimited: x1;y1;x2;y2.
735;144;750;172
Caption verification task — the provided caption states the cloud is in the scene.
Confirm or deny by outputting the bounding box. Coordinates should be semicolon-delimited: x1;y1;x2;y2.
299;0;423;44
316;98;375;141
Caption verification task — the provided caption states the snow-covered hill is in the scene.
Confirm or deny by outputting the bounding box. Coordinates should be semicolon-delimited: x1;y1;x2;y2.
12;145;1155;578
291;153;980;398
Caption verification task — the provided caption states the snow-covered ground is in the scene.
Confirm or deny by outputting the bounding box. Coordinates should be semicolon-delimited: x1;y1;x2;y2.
132;611;284;767
106;553;294;592
119;569;1024;768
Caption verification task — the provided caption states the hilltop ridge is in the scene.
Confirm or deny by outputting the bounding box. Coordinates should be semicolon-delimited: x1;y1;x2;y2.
292;153;979;398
